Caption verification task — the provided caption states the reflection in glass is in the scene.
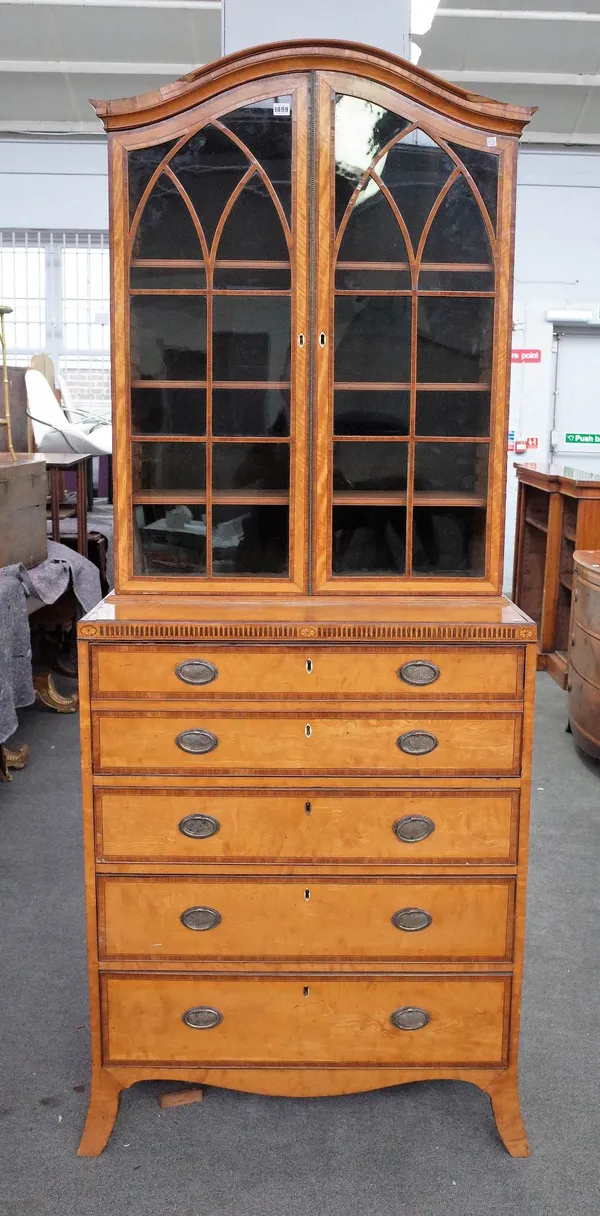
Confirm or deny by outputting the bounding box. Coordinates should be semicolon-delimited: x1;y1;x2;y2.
421;176;491;264
212;505;288;575
134;504;206;575
419;271;494;292
416;390;490;437
376;130;454;250
213;297;291;382
132;174;202;260
221;97;292;221
169;126;249;248
131;297;207;381
332;506;406;574
213;388;289;436
334;390;410;436
417;298;494;383
128;139;177;225
335;296;411;383
130;267;206;290
131;387;206;436
333;442;407;491
338;181;409;264
336;268;410;290
412;507;486;575
335;96;410;229
212;442;289;492
414;442;488;495
216;179;289;261
132;442;205;492
449;142;498;229
214;266;290;289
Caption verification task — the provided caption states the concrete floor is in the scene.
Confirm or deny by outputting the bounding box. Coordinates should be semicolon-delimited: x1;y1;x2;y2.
1;673;599;1215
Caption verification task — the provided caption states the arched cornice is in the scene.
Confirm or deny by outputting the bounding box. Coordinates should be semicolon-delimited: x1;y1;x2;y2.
90;39;535;136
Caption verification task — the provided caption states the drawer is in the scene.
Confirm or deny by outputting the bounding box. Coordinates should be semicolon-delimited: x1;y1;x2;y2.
90;644;524;701
92;711;522;776
96;788;519;865
101;974;510;1067
570;621;600;690
98;877;515;962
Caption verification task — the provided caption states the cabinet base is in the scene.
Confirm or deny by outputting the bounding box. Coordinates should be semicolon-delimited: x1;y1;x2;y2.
77;1065;529;1159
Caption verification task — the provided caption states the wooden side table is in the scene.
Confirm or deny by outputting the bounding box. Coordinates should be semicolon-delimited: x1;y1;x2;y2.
44;453;90;557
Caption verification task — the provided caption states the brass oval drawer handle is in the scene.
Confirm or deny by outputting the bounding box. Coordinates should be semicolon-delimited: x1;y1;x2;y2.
397;730;438;756
390;1007;430;1031
391;907;432;932
180;906;222;932
182;1006;223;1030
175;660;218;686
178;814;220;839
176;729;219;754
398;660;440;686
393;815;435;843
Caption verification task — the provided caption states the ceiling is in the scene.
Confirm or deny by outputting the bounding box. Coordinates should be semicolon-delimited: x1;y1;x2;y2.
1;0;599;143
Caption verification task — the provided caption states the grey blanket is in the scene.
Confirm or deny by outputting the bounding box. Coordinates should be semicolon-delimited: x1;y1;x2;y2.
0;541;102;743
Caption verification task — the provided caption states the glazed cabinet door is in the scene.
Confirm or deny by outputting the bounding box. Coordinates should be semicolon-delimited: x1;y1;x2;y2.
114;75;309;592
313;73;514;593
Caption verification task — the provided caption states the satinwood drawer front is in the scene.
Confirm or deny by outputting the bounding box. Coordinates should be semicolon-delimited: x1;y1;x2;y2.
98;877;515;962
570;620;600;689
101;974;510;1068
95;788;519;865
90;644;524;701
92;711;522;776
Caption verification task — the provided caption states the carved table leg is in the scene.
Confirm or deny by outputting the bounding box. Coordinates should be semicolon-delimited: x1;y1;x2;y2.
486;1070;530;1158
33;672;78;713
78;1071;123;1157
0;743;29;780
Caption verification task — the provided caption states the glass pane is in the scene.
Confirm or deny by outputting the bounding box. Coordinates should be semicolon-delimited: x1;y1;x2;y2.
334;390;409;436
131;387;206;436
414;442;488;495
169;126;249;249
212;442;289;492
332;506;406;574
419;271;494;292
132;174;202;260
212;505;289;575
417;298;494;383
412;507;486;575
335;95;411;229
421;176;491;264
216;178;289;261
130;296;207;381
338;181;409;264
128;139;177;225
336;268;410;290
213;388;289;437
416;390;490;437
214;266;290;289
378;130;455;250
221;96;292;221
213;297;291;382
335;297;411;382
448;142;498;229
134;504;206;575
333;442;407;491
130;267;206;290
132;441;205;492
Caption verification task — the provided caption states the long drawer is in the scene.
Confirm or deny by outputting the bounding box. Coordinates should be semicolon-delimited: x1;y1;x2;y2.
570;620;600;689
101;974;510;1067
95;788;519;865
90;644;524;701
98;877;515;962
92;711;522;776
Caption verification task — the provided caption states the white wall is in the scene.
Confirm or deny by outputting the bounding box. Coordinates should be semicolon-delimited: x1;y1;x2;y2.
0;138;108;230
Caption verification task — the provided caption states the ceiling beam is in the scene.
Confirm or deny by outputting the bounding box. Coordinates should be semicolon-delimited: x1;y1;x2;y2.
433;70;600;87
0;60;195;74
0;0;220;6
436;8;600;21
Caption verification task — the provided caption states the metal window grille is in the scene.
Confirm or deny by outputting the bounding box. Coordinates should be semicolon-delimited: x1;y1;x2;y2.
0;229;110;408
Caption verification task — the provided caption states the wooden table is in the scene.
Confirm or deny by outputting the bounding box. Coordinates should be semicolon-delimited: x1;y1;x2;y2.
43;453;91;557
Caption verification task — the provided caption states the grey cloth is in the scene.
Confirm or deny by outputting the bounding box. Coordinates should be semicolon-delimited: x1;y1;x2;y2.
0;541;102;742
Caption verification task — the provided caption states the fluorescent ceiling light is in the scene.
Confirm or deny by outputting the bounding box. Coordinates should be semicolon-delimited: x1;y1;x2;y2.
411;41;423;63
411;0;441;36
546;308;595;323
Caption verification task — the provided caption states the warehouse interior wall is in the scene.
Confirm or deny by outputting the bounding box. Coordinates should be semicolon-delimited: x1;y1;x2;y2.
2;136;600;593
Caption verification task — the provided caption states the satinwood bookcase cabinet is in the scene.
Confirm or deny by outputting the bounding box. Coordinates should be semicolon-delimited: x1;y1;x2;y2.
76;40;537;1157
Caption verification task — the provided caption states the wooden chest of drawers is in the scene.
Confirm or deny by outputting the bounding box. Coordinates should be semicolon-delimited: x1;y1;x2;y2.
568;551;600;758
77;597;536;1158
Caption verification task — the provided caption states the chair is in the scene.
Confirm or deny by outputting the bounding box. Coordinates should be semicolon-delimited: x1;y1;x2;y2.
25;369;112;457
57;373;111;434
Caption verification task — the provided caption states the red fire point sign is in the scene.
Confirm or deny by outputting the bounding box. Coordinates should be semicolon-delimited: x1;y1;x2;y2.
511;349;542;364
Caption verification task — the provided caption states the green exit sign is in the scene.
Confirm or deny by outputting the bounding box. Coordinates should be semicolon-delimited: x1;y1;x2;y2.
565;432;600;445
